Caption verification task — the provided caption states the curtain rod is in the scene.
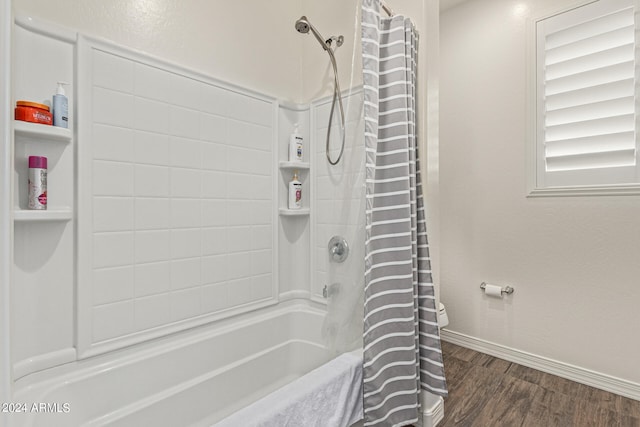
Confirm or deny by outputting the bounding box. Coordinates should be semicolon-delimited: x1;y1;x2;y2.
380;0;395;16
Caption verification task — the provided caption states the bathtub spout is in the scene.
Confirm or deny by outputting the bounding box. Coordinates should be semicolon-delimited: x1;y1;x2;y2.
323;283;340;298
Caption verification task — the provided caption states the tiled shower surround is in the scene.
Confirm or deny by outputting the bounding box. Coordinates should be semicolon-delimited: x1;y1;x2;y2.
83;46;276;349
11;23;367;373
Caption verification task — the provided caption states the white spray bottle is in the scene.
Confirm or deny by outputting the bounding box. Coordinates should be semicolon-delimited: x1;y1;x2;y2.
288;124;303;162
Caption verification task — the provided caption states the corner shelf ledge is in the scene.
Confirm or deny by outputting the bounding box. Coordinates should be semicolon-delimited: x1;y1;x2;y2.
14;209;73;222
279;161;310;170
14;120;72;143
279;208;310;217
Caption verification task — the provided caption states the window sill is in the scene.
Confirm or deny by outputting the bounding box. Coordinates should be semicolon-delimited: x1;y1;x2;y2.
528;184;640;198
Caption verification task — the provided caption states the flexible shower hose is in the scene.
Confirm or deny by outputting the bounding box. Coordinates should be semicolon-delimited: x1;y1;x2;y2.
325;46;346;165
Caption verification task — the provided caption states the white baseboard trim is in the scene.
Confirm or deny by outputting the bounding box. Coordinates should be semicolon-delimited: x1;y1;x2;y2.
420;396;444;427
441;329;640;401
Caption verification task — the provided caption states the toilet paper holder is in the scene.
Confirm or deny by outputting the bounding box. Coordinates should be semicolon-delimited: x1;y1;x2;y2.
480;282;514;295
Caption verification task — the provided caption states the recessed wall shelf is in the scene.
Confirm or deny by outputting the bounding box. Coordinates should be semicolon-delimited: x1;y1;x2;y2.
11;16;77;380
279;161;310;170
279;208;310;217
14;120;72;143
14;209;73;222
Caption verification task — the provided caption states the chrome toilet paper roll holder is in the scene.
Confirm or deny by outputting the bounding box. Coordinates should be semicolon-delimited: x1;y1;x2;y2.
480;282;514;295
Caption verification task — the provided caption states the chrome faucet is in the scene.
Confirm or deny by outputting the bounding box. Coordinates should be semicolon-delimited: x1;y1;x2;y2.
323;283;340;298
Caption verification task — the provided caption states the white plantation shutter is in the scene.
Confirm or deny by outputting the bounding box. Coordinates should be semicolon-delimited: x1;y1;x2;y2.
536;0;640;189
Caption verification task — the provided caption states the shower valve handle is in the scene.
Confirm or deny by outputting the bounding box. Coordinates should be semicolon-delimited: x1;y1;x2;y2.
328;236;349;263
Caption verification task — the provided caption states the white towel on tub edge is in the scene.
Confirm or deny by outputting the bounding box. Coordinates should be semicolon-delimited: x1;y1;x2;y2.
214;350;363;427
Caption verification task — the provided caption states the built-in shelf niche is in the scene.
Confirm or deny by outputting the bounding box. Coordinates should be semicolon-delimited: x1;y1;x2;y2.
13;120;73;222
13;119;73;213
13;209;73;222
11;16;77;379
279;207;310;217
279;160;310;170
14;120;72;143
279;160;310;217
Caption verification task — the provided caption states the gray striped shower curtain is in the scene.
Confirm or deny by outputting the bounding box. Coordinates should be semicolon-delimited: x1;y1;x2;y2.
361;1;448;426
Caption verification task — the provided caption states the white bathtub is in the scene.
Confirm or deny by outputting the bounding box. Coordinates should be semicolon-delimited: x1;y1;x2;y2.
9;303;362;427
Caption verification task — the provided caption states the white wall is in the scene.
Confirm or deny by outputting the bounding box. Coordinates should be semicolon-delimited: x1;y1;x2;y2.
299;0;362;102
14;0;304;102
440;0;640;385
13;0;383;104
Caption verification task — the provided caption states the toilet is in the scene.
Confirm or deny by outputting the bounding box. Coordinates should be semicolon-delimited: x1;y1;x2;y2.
438;303;449;329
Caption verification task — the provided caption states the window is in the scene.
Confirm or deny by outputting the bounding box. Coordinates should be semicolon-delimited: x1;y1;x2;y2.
531;0;640;195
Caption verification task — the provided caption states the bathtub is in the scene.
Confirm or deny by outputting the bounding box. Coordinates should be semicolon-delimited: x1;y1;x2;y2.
8;302;363;427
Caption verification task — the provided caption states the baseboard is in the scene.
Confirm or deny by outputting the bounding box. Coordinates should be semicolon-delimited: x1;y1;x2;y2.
440;329;640;401
420;395;444;427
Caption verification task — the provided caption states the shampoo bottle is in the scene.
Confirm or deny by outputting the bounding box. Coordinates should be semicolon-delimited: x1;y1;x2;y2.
288;124;303;162
288;170;302;210
52;82;69;128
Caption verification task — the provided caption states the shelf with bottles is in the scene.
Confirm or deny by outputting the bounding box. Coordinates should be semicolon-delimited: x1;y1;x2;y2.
13;119;74;223
14;120;72;143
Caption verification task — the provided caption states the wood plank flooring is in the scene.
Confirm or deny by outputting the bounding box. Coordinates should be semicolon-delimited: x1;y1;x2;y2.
440;341;640;427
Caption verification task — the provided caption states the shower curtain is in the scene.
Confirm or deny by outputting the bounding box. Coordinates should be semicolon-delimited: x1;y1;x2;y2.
361;1;448;426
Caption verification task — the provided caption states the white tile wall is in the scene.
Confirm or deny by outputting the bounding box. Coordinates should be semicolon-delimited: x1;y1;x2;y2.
93;197;134;232
93;232;134;268
93;124;134;162
87;50;275;345
170;258;201;290
93;266;134;305
202;255;228;284
135;230;171;264
93;161;134;196
171;287;202;322
93;50;135;93
135;131;169;165
134;294;171;330
93;301;135;342
135;198;170;230
135;165;170;197
135;261;171;297
201;282;229;312
93;87;135;128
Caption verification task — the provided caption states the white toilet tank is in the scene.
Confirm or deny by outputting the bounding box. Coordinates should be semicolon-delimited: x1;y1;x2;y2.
438;303;449;329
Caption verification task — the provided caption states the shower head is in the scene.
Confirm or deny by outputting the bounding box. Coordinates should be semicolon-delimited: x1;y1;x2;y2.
295;16;311;34
295;16;329;51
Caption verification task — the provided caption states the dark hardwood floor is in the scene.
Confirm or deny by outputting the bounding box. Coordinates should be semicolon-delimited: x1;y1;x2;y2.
440;341;640;427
